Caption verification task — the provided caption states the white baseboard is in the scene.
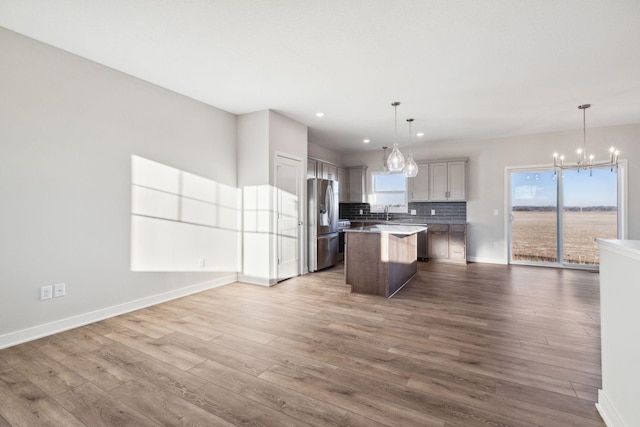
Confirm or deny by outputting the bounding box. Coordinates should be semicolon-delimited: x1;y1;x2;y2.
596;389;625;427
466;256;507;265
237;274;277;287
0;274;237;350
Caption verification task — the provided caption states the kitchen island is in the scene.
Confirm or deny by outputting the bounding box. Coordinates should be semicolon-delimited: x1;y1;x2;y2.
344;224;427;297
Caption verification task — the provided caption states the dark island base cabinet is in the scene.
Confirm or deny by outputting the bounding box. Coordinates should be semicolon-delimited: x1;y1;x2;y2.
427;224;467;264
345;232;418;297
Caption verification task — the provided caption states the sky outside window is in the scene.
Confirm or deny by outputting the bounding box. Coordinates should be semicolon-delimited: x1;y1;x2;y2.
512;168;617;208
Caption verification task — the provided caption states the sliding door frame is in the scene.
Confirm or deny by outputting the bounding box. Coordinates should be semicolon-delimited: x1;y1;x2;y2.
505;160;628;269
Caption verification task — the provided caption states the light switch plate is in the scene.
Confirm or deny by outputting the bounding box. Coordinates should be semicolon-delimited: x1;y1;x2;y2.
494;209;499;216
410;209;417;215
53;283;65;298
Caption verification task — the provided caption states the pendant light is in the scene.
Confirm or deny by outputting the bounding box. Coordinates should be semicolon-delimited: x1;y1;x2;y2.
386;102;405;172
380;146;390;174
553;104;620;175
404;118;418;178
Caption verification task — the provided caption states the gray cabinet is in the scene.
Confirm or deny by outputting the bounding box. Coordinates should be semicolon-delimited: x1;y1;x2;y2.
428;160;467;201
427;224;467;264
308;157;349;201
321;163;338;180
307;158;318;179
449;224;467;261
348;166;367;203
427;224;450;259
337;167;348;202
408;164;429;201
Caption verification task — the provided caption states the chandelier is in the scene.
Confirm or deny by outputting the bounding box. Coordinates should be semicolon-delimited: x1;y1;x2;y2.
553;104;619;176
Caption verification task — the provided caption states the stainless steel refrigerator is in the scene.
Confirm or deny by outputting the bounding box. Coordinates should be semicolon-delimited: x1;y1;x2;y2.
308;178;339;272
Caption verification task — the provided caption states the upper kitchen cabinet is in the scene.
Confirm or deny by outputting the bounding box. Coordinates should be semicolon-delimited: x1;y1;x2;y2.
429;159;467;201
307;158;318;179
337;167;348;202
408;164;429;201
320;163;338;180
308;157;339;180
348;166;367;202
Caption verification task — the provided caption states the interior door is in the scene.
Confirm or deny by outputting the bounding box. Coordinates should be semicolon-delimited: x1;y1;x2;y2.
276;155;302;281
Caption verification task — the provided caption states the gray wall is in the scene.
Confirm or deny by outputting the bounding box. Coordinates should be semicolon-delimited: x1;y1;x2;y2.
0;28;238;342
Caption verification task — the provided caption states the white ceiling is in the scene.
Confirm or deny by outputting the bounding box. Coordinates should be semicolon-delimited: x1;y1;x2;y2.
1;0;639;152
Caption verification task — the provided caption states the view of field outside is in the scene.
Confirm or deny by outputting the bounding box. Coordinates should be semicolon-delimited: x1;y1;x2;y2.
511;168;617;265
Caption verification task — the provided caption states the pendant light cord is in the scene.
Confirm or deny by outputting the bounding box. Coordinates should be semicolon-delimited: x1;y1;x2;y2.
583;106;586;154
394;104;398;143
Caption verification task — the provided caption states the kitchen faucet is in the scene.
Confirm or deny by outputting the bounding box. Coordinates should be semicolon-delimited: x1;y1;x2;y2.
384;205;390;221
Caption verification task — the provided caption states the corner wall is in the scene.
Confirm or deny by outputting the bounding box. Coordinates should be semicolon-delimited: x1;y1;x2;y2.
0;27;239;347
237;110;307;285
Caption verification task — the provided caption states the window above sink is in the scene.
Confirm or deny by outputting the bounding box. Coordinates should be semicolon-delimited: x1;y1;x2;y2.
370;172;408;213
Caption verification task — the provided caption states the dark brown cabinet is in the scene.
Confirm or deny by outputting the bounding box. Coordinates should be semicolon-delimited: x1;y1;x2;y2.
427;224;466;264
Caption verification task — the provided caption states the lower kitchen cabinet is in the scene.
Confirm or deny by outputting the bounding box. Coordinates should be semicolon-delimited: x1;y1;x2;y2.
427;225;449;259
449;224;466;261
427;224;467;264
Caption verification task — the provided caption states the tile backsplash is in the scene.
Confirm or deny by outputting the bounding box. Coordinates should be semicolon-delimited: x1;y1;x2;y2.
339;202;466;224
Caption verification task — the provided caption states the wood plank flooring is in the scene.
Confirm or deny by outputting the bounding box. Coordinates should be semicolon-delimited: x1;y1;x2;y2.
0;262;604;426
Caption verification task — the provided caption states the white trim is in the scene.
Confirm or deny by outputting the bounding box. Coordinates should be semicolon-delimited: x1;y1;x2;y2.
504;166;511;263
237;274;277;287
274;151;305;281
597;239;640;261
505;163;624;267
596;389;625;427
618;159;629;239
467;256;507;265
0;274;237;350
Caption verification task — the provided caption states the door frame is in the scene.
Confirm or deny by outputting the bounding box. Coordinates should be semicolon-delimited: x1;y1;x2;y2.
273;151;305;281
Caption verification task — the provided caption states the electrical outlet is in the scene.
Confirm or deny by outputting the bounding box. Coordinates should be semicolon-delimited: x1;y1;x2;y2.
199;258;206;268
410;209;417;216
431;209;436;216
40;285;52;300
494;209;499;216
359;209;363;215
53;283;65;298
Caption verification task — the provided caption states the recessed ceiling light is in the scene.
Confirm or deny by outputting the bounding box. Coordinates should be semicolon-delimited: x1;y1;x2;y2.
363;139;370;143
315;112;325;117
416;132;424;137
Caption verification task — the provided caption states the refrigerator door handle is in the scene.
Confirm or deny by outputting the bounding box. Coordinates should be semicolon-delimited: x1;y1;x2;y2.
326;183;334;226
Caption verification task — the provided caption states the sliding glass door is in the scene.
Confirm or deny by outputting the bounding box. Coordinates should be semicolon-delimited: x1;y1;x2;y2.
509;166;619;267
561;168;618;265
510;170;558;264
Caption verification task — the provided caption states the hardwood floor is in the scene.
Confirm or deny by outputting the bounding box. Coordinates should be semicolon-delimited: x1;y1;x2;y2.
0;262;604;426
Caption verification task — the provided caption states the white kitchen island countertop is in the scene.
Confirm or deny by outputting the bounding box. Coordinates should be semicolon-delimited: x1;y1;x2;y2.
344;224;427;235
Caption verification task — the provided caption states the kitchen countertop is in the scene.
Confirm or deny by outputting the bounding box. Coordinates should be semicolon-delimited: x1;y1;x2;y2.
346;219;466;226
344;224;427;235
